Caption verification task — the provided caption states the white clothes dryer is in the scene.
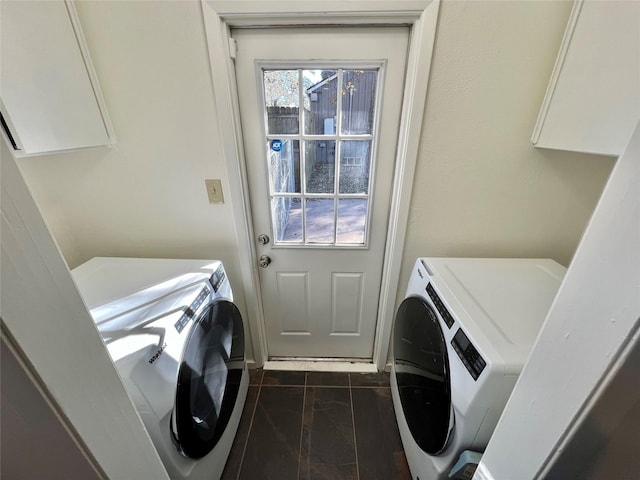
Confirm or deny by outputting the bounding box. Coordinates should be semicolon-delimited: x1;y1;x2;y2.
391;257;566;480
72;257;248;480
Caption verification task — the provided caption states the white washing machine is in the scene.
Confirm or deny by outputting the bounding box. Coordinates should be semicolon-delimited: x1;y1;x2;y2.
391;257;566;480
72;257;249;480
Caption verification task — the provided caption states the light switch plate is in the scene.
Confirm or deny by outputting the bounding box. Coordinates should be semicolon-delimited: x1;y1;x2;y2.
205;179;224;204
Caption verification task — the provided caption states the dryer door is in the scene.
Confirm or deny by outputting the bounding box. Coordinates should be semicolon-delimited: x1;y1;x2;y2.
172;299;245;459
393;295;452;455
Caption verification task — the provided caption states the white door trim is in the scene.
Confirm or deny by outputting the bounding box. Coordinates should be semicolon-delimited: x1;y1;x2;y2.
200;0;440;370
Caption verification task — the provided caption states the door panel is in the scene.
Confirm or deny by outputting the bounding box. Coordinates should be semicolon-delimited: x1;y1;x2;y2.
276;272;310;333
331;273;363;335
233;27;408;358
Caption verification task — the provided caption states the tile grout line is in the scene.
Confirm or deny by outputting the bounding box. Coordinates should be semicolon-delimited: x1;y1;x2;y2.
349;373;361;480
237;371;388;480
235;370;263;480
258;384;322;388
296;372;308;480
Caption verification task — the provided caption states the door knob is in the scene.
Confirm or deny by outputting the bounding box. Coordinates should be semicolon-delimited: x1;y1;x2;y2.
259;255;272;268
257;234;270;245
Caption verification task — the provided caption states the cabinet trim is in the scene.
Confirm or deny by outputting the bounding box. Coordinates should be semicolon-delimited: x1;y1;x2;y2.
531;0;584;145
65;0;117;147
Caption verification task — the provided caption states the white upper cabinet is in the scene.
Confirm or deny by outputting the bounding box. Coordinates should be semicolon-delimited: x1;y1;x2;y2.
0;1;113;155
532;0;639;157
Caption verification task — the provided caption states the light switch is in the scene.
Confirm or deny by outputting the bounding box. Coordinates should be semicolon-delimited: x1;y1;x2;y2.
205;179;224;204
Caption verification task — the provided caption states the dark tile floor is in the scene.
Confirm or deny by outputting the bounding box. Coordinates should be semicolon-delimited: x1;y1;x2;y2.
222;370;411;480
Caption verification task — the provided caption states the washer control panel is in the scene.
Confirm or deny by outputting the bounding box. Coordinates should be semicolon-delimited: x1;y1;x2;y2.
426;283;455;328
451;328;486;380
210;264;226;293
175;285;210;333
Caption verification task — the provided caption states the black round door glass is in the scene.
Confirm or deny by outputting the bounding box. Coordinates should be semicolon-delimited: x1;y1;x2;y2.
174;299;244;459
393;296;451;455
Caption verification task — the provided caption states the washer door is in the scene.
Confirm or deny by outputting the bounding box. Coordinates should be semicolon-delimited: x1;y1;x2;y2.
172;299;245;459
393;295;452;455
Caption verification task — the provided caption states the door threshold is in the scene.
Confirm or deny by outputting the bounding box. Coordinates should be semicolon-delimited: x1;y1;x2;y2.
263;359;378;373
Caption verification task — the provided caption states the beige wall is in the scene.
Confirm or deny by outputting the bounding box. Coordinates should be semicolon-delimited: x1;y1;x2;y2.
16;1;615;360
19;1;238;267
399;0;615;296
17;0;249;321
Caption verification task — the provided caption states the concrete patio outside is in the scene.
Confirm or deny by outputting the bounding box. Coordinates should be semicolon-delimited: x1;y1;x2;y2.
281;198;367;244
277;161;369;244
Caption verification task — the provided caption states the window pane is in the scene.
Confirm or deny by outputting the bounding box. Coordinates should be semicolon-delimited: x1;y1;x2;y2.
339;140;371;194
273;197;302;243
305;140;335;194
341;70;377;135
305;198;335;244
303;70;337;135
337;199;367;245
263;70;299;134
269;140;300;193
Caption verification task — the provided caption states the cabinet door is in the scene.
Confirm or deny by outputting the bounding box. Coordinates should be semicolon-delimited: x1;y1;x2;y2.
532;0;640;157
0;1;110;155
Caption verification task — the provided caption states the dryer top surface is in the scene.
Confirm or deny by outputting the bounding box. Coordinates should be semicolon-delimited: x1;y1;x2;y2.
421;257;566;350
72;257;222;310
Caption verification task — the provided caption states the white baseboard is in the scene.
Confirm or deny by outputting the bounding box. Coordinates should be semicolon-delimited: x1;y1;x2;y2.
261;359;379;373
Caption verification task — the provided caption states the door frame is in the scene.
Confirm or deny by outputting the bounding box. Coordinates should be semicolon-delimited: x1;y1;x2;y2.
200;0;440;370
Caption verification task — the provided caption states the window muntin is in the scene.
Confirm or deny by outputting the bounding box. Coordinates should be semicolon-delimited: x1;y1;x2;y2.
262;67;379;246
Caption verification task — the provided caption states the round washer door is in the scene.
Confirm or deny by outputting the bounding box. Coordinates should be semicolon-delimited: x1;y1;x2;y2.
172;299;245;459
393;295;452;455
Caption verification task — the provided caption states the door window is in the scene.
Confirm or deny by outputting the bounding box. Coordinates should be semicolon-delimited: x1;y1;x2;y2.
262;68;379;246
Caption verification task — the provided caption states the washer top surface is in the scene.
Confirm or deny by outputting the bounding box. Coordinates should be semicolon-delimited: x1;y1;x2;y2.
72;257;222;310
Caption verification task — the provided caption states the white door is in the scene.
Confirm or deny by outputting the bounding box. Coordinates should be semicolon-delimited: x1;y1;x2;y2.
234;27;409;359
